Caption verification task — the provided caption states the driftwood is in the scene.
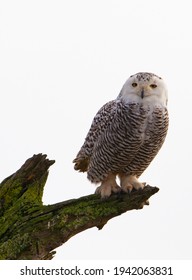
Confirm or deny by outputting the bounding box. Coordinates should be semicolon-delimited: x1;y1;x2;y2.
0;154;159;260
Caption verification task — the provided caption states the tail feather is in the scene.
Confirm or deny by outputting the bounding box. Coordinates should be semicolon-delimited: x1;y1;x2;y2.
73;156;89;172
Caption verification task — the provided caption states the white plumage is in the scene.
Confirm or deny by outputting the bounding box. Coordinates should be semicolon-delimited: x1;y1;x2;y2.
73;72;169;198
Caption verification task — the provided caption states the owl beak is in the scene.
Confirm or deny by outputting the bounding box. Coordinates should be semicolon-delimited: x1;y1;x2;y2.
141;89;145;99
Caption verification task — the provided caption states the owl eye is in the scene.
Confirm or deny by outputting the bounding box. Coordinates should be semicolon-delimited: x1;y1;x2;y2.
150;84;157;88
132;82;137;87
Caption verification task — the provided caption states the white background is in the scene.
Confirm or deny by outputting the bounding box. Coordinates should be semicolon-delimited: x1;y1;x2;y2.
0;0;191;260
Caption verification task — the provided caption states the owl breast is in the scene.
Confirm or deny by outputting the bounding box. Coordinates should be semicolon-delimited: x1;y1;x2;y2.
87;101;169;183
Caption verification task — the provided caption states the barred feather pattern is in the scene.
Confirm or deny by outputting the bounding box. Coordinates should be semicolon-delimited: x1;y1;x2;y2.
73;99;169;183
73;100;117;172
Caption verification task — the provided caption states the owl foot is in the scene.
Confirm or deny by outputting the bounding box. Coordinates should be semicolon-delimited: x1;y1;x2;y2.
95;174;121;199
119;174;146;193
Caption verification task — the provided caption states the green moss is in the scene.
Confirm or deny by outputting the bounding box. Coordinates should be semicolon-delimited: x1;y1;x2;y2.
0;173;48;215
0;233;31;260
0;179;23;213
46;198;120;234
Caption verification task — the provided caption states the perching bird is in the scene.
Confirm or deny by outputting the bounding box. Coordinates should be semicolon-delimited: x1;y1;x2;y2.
73;72;169;198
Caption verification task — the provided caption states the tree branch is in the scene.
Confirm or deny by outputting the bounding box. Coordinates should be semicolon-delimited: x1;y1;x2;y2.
0;154;159;260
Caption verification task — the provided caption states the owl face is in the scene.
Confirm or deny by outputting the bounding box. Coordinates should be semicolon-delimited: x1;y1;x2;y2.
118;72;168;107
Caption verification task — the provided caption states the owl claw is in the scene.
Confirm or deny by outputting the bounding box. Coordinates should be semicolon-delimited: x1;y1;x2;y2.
95;175;121;198
121;184;133;193
95;184;121;198
119;175;145;193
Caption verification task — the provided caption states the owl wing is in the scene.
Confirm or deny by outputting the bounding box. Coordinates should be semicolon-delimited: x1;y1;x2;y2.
73;100;117;172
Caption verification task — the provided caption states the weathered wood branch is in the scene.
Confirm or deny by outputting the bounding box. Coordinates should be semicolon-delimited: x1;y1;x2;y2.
0;154;159;260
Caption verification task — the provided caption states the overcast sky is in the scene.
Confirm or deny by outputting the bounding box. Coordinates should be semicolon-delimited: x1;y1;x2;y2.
0;0;192;260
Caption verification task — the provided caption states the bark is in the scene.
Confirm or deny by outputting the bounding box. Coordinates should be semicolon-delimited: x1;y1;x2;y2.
0;154;159;260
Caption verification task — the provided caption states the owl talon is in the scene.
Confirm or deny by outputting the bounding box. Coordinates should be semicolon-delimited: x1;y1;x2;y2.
95;187;109;200
119;174;145;193
95;174;121;198
95;184;121;198
121;184;133;193
137;182;146;191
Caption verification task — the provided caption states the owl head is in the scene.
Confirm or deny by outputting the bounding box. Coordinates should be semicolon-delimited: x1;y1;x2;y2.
118;72;168;107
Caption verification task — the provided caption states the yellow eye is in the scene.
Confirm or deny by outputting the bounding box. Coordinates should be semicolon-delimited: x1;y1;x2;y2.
150;84;157;88
132;82;137;87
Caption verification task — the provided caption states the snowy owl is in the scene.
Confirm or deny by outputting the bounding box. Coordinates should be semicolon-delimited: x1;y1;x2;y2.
73;72;169;198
